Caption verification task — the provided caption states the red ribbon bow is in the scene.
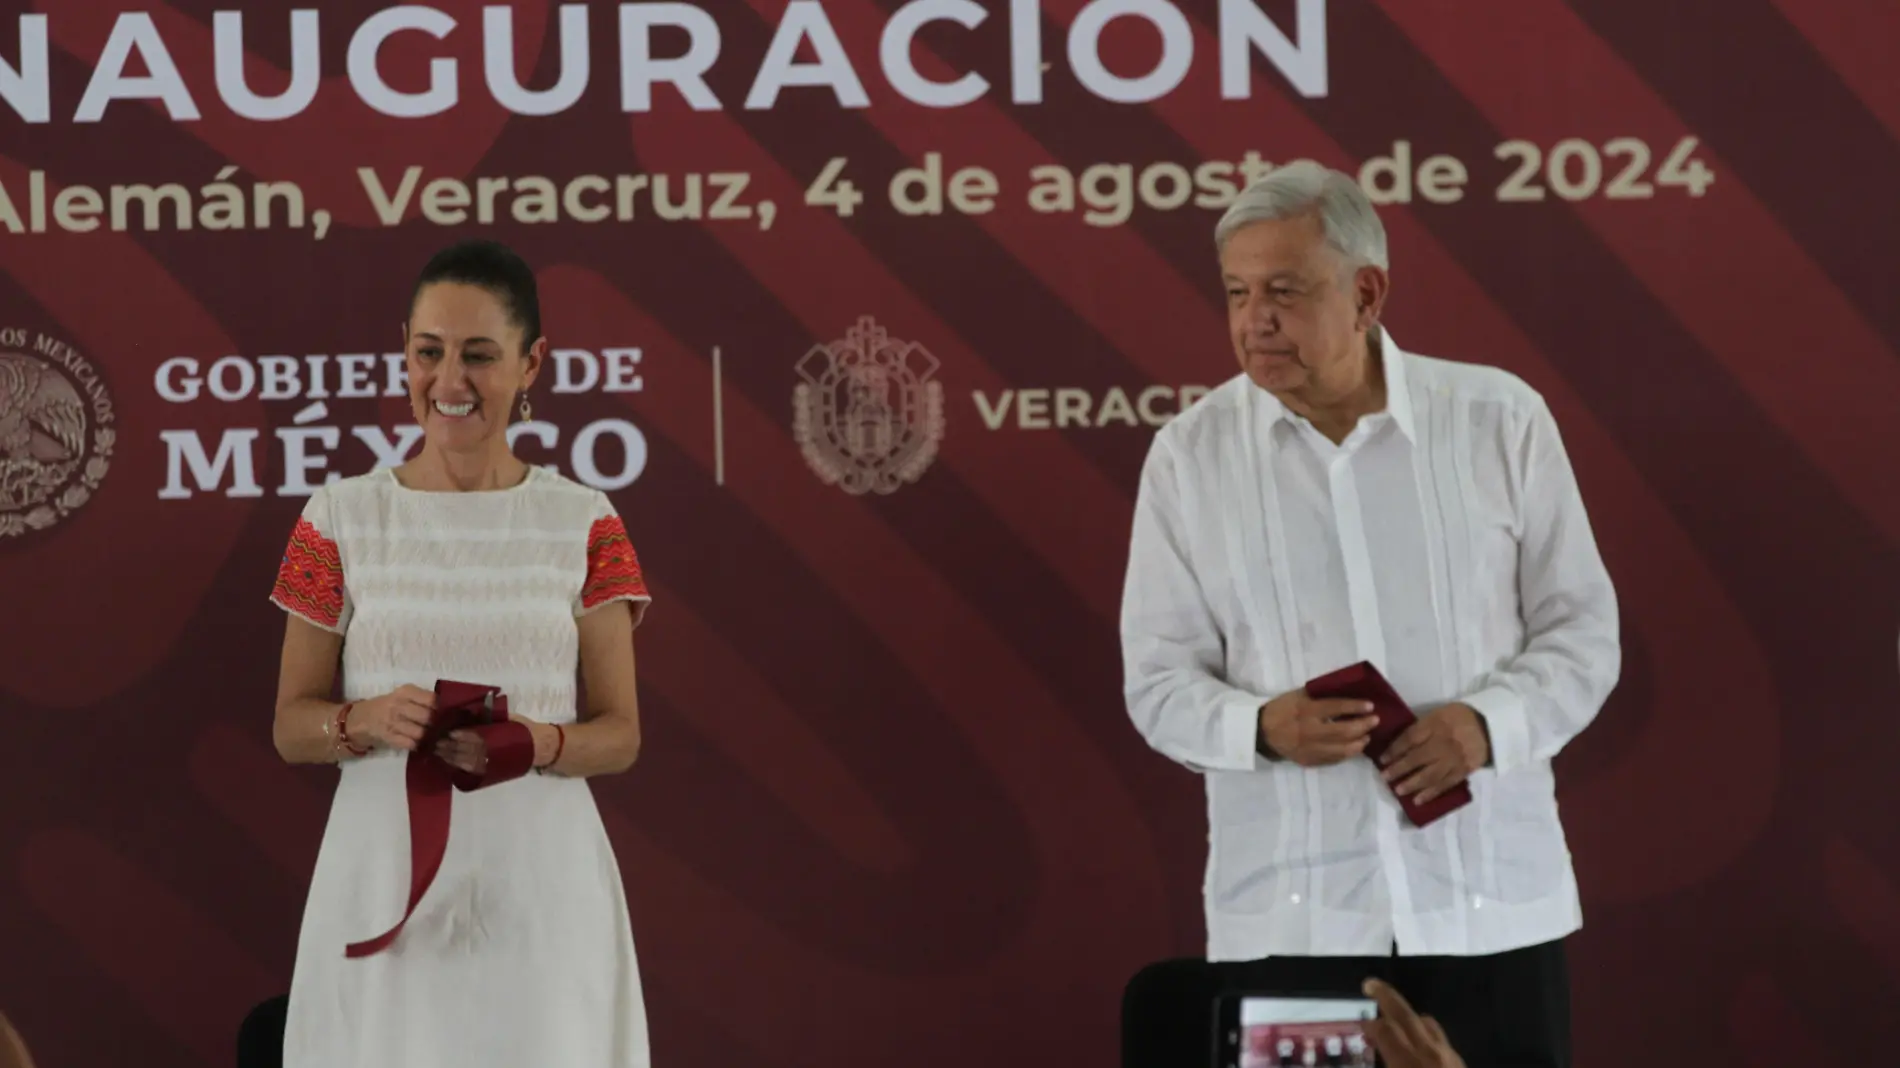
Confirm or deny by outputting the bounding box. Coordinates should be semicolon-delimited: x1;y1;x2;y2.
344;679;536;958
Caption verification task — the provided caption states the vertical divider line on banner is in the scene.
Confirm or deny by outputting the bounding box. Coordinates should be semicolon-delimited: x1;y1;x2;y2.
712;346;725;486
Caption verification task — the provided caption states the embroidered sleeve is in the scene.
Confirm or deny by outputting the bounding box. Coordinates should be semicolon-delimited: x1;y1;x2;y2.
577;509;651;624
271;493;349;633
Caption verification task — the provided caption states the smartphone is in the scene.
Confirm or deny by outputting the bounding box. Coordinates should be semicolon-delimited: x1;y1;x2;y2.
1213;993;1379;1068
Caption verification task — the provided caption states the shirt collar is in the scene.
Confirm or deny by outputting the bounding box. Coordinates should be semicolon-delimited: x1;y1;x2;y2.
1379;327;1417;442
1254;325;1416;443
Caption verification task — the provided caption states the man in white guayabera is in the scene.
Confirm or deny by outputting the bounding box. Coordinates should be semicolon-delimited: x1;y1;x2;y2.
1119;160;1620;1068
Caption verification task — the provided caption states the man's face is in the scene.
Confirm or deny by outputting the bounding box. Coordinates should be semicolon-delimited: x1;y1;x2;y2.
1220;212;1384;399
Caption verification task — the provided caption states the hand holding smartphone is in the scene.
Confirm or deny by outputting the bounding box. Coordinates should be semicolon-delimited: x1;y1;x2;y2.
1215;994;1379;1068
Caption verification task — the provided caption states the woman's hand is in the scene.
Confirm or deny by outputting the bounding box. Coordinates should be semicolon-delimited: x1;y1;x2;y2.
435;717;557;774
345;685;435;751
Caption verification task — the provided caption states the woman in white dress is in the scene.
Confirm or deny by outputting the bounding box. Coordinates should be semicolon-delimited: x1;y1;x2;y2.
268;239;653;1067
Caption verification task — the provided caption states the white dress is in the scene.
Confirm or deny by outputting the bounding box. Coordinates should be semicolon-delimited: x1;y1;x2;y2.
269;466;652;1068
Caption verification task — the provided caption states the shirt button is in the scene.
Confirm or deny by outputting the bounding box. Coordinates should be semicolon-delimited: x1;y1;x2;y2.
1290;893;1302;905
1471;895;1484;909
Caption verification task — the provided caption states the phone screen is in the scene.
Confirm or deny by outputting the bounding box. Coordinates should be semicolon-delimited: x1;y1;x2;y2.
1214;995;1378;1068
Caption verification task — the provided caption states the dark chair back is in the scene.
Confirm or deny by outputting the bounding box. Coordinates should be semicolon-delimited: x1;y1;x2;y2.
1122;957;1224;1067
237;995;289;1068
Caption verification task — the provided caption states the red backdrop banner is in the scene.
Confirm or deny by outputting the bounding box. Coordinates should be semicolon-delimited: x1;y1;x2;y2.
2;2;1897;1065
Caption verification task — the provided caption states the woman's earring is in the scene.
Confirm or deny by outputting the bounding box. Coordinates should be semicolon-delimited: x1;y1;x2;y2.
518;392;533;423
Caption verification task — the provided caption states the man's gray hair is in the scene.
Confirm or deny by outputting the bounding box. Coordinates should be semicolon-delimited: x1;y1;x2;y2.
1213;159;1389;272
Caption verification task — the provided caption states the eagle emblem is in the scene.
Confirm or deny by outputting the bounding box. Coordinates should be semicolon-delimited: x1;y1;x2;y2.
0;342;114;538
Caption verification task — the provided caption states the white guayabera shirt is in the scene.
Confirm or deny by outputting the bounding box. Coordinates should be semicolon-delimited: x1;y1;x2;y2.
1120;331;1620;960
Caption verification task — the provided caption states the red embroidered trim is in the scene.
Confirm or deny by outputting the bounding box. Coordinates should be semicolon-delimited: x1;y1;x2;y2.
273;517;345;628
582;515;648;609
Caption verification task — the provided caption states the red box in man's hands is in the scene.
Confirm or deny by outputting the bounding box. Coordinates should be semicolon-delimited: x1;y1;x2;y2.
1304;661;1472;828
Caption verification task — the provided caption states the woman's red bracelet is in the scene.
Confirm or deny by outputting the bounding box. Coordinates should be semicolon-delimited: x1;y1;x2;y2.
336;702;368;757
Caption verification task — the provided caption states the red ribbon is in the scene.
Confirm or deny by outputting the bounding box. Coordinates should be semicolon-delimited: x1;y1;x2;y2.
344;679;536;958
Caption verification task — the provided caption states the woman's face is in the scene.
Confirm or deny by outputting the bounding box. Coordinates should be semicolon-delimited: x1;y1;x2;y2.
404;282;543;454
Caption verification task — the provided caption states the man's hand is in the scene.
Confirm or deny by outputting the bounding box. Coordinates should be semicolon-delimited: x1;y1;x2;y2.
1379;702;1489;804
1258;688;1379;767
1360;979;1464;1068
